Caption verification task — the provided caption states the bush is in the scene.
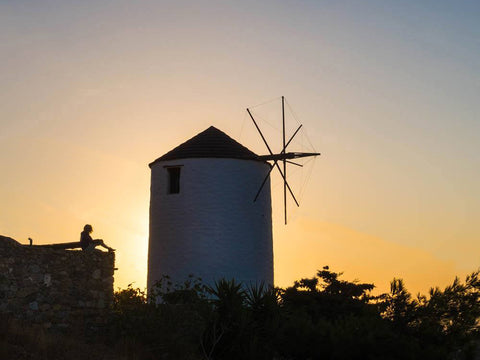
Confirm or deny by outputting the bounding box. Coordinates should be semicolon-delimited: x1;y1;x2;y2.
5;268;479;359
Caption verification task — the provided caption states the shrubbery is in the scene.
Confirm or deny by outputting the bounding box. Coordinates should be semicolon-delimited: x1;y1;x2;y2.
106;267;480;360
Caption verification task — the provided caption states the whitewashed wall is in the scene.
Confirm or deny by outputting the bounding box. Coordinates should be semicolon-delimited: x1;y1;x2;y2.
148;158;273;290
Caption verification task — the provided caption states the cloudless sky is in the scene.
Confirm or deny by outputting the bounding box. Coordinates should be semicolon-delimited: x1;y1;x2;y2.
1;0;479;294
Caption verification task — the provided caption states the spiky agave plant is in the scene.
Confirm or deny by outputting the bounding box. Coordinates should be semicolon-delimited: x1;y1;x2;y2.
208;279;246;319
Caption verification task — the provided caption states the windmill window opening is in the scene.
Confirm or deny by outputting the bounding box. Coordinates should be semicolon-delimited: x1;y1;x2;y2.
167;167;181;194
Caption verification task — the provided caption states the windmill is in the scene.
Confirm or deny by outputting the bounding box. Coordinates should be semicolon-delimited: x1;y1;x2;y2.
247;96;320;224
147;97;319;290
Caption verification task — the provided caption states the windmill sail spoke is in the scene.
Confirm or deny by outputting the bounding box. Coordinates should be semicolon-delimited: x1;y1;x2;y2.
283;158;287;224
254;161;276;202
273;162;299;207
247;108;274;156
282;96;287;225
291;152;321;159
286;160;302;167
283;124;303;153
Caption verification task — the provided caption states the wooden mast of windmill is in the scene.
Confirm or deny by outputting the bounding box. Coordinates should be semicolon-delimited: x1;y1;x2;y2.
247;96;320;224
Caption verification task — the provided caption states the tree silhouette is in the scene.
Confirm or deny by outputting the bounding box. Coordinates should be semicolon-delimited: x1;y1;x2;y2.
101;267;480;360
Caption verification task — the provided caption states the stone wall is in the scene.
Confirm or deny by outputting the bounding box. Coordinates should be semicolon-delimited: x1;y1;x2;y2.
0;235;115;329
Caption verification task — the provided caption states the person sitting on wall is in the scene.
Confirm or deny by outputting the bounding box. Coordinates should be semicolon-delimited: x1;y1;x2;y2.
80;224;114;252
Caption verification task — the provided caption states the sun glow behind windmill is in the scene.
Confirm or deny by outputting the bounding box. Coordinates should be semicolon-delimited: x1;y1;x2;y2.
246;96;320;225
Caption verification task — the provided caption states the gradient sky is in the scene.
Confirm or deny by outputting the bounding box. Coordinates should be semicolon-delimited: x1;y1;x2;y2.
1;0;479;294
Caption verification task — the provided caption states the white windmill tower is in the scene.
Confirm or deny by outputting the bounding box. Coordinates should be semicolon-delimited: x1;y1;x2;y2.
147;97;319;290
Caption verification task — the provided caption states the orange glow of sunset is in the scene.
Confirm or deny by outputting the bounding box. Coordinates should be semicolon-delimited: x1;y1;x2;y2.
1;1;479;296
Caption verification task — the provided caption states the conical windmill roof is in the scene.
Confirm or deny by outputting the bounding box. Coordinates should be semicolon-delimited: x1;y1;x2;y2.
149;126;261;167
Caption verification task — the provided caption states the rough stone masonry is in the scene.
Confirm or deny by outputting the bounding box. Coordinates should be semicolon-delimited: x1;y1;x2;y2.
0;235;115;329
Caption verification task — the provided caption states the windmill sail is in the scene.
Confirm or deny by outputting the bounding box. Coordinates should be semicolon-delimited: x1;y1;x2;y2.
247;96;320;224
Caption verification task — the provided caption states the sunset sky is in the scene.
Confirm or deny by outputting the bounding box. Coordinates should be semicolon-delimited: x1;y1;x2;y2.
1;0;479;294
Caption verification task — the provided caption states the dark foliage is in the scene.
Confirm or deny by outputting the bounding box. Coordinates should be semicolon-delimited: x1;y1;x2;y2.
102;268;480;359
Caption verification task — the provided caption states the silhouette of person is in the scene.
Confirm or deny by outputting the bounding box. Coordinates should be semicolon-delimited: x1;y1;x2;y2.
80;224;114;252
